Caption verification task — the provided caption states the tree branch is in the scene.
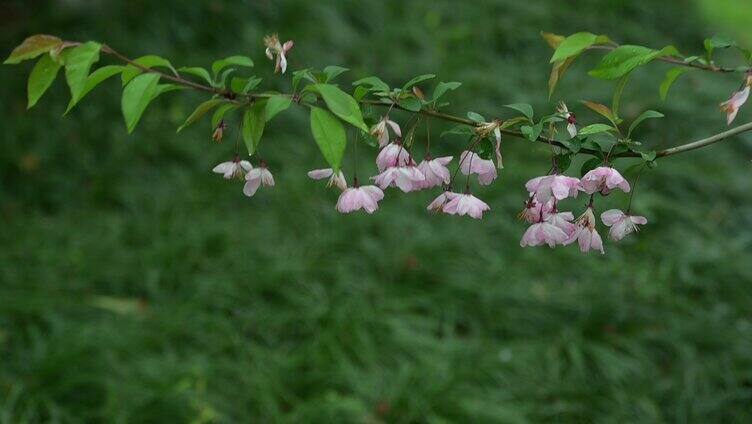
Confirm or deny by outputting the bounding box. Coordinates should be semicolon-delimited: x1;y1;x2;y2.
99;41;752;162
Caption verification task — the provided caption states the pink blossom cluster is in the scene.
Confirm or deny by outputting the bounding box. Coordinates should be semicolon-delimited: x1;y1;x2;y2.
520;167;647;254
211;116;648;254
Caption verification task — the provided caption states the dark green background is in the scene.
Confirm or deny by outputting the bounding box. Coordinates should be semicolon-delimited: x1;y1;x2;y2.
2;0;752;422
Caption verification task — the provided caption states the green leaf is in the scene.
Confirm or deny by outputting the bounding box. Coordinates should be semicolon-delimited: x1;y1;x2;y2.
27;53;61;109
179;67;214;86
353;85;369;101
402;74;435;91
121;73;160;133
310;84;368;131
212;103;238;128
212;55;254;77
323;65;349;82
265;95;293;122
550;32;598;63
121;55;176;86
352;76;390;92
293;68;316;92
4;34;62;64
230;76;262;94
581;100;618;126
431;81;461;102
580;157;602;176
578;123;615;136
467;111;486;123
503;103;534;120
153;84;185;97
704;35;734;59
65;65;124;113
397;96;422;112
520;122;543;141
177;98;227;132
242;102;267;156
63;41;102;104
589;45;679;80
627;110;664;137
309;106;347;171
660;67;693;101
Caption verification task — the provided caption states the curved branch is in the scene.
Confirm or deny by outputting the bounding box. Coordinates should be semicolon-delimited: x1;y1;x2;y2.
586;45;740;74
655;121;752;157
99;41;751;161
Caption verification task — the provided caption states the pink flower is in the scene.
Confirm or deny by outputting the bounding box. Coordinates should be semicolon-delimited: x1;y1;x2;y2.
336;185;384;214
580;166;630;195
720;86;750;125
212;158;252;180
371;165;425;192
427;190;459;213
416;156;452;189
601;209;647;241
264;34;294;74
545;210;576;237
442;192;490;219
307;168;347;191
520;222;569;248
376;142;415;172
243;164;275;197
459;151;497;185
566;207;604;254
370;116;401;147
525;174;580;202
518;197;554;223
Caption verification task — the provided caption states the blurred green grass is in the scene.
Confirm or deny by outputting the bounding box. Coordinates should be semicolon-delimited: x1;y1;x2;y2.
1;0;752;422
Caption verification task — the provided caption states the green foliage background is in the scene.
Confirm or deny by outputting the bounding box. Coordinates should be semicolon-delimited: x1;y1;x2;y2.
1;0;752;422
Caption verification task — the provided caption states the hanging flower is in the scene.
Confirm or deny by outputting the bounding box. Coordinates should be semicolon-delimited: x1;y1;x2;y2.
566;207;604;254
520;221;569;248
476;120;504;168
264;34;294;74
545;210;576;237
336;184;384;214
442;192;491;219
212;157;252;180
580;166;630;195
243;163;275;197
720;86;750;125
525;174;581;203
601;209;647;241
307;168;347;191
376;142;415;172
370;116;401;148
459;151;497;185
427;190;459;213
518;197;553;223
371;165;425;192
416;156;453;189
557;101;577;139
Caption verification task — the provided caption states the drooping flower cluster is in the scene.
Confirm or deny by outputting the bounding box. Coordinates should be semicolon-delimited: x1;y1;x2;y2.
519;166;646;254
212;157;275;197
211;110;646;252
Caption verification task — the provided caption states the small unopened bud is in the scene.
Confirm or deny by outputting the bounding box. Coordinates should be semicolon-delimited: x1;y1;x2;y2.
212;120;226;143
412;86;425;101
